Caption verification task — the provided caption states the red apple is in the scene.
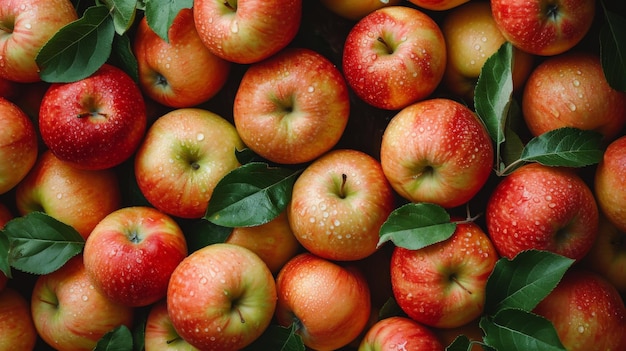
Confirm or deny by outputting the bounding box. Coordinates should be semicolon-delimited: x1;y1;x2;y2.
342;6;447;110
31;255;135;351
486;163;599;260
490;0;596;56
583;214;626;294
233;47;350;165
38;63;147;170
288;149;396;261
358;316;445;351
133;8;231;108
407;0;470;11
380;98;494;209
0;0;78;82
15;150;122;239
167;243;277;351
275;252;371;351
595;135;626;233
83;206;188;307
144;299;199;351
391;221;499;328
319;0;402;21
0;287;37;350
193;0;302;64
134;108;244;219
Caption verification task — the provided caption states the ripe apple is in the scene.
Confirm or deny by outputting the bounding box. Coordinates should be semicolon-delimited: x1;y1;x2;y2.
594;135;626;232
233;47;350;165
133;8;231;108
0;287;37;351
358;316;445;351
15;150;122;239
582;214;626;293
0;97;37;195
193;0;302;64
0;0;78;82
288;149;396;261
522;52;626;141
144;299;199;351
83;206;188;307
167;243;277;351
380;98;494;209
319;0;402;21
342;6;447;110
38;63;147;170
31;255;135;351
134;108;244;219
390;221;499;328
533;269;626;351
275;252;371;350
407;0;469;11
490;0;596;56
486;163;599;260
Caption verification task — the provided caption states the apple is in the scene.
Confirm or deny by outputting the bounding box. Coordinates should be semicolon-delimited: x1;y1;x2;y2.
167;243;277;351
83;206;188;307
144;299;199;351
0;97;38;195
380;98;494;209
133;8;231;108
358;316;444;351
533;269;626;351
15;150;122;239
582;214;626;293
233;47;350;165
192;0;302;64
38;63;147;170
490;0;596;56
407;0;470;11
0;0;78;82
595;135;626;232
391;221;499;329
288;149;396;261
342;6;447;110
486;163;599;260
134;108;244;219
319;0;402;21
0;287;37;350
275;252;371;351
522;52;626;141
31;255;135;351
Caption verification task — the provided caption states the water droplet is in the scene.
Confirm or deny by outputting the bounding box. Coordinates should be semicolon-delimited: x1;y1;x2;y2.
572;79;580;87
81;295;88;301
307;86;315;93
197;133;205;141
230;20;239;33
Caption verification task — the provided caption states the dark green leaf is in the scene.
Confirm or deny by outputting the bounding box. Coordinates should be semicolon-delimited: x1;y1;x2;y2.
378;297;407;320
481;309;566;351
100;0;137;35
179;218;232;253
242;324;305;351
377;203;456;250
484;250;574;316
3;212;85;275
36;5;115;83
0;232;11;278
446;335;473;351
520;128;604;167
110;33;139;83
600;9;626;91
236;148;263;165
144;0;193;42
205;163;302;228
131;306;150;351
94;325;134;351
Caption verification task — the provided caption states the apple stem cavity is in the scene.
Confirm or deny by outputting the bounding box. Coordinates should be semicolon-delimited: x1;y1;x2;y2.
449;274;473;295
546;4;559;20
377;36;394;55
223;0;237;11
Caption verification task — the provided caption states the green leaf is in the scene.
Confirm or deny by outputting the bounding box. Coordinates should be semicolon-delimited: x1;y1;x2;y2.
36;5;115;83
205;162;302;228
100;0;137;35
110;33;139;83
378;297;407;320
446;335;473;351
377;203;456;250
0;232;11;278
144;0;193;42
484;250;574;316
481;309;566;351
178;218;232;253
242;323;305;351
3;212;85;275
94;325;134;351
600;8;626;92
519;128;604;167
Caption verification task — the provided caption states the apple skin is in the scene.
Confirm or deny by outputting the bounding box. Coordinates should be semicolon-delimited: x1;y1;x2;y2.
15;150;122;239
134;108;244;219
288;149;396;261
407;0;470;11
491;0;596;56
533;269;626;351
0;0;78;82
144;299;200;351
594;135;626;235
522;52;626;141
275;252;371;351
133;8;231;108
38;63;147;170
358;316;444;351
380;98;494;209
342;6;447;110
167;243;277;351
486;163;599;260
83;206;188;307
233;47;350;165
319;0;402;21
193;0;302;64
582;214;626;293
390;221;499;329
0;97;37;195
31;255;135;351
0;287;37;351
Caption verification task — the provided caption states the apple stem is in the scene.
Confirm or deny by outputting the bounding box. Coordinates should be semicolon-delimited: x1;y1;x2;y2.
339;173;348;199
236;308;246;324
377;37;393;54
77;112;108;119
166;336;182;344
546;4;559;20
39;298;58;307
450;274;473;295
223;0;237;11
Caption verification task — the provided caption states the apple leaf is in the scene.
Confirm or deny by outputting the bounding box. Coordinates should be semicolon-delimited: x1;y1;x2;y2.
36;4;116;83
144;0;193;42
446;335;476;351
519;128;604;167
0;233;10;278
94;325;133;351
2;212;85;275
178;218;232;253
377;202;456;250
484;250;574;316
242;324;305;351
600;7;626;92
109;33;139;83
377;297;407;320
480;309;566;351
99;0;138;35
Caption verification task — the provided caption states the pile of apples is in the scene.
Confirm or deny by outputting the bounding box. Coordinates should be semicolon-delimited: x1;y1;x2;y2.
1;0;625;350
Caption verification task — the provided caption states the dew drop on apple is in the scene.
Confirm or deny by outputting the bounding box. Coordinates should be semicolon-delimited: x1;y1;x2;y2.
81;295;88;301
196;133;205;141
230;20;239;33
307;86;315;93
568;102;577;111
